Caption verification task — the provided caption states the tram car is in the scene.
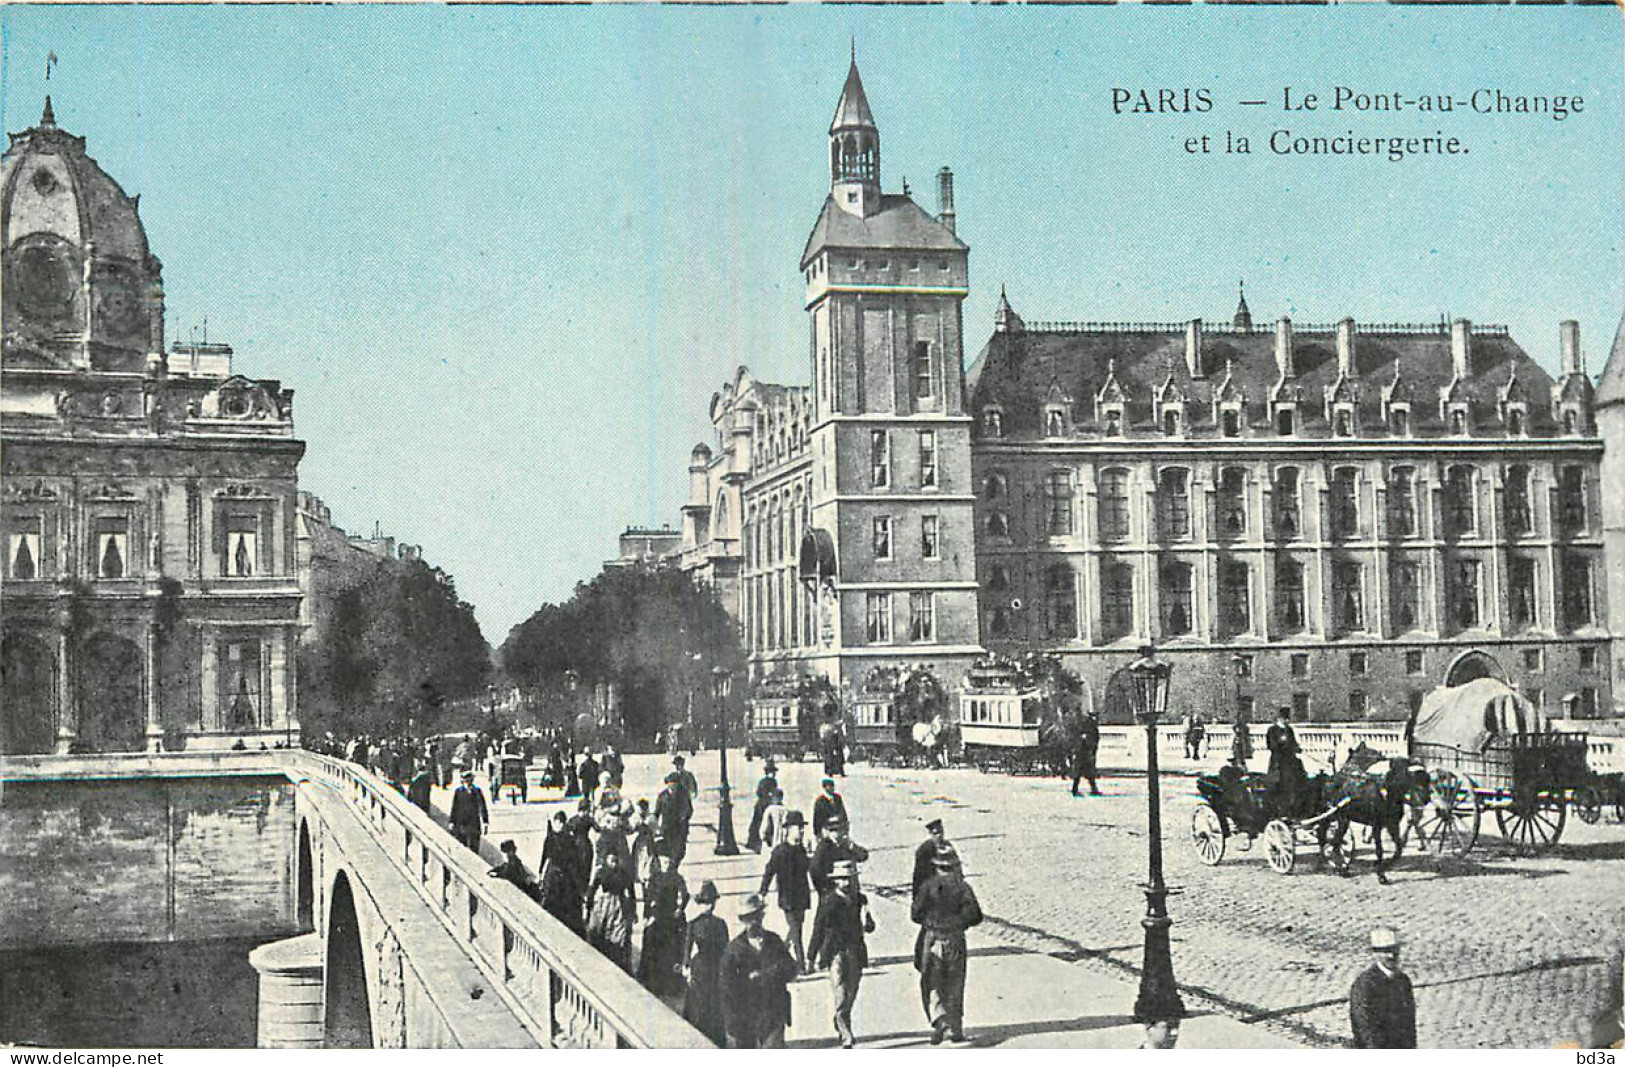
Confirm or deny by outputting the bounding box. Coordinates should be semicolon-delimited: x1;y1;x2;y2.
958;659;1051;774
849;692;902;766
746;690;818;762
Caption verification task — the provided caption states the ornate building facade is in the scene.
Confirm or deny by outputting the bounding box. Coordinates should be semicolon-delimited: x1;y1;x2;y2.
1;100;305;753
676;61;1618;723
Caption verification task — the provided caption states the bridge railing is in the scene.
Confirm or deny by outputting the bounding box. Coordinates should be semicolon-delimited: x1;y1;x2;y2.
293;752;711;1049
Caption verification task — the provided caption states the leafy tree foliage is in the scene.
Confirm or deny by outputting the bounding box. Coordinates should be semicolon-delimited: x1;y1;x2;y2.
301;560;491;739
499;565;746;747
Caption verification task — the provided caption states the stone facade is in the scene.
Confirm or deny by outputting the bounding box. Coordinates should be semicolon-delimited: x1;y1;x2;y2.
0;100;305;753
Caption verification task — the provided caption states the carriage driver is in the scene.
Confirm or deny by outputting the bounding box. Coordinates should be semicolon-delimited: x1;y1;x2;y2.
1266;707;1308;816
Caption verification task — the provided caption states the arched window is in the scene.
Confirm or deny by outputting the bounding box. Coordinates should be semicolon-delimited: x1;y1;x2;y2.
983;409;1003;438
1098;469;1130;542
1393;560;1422;631
1045;470;1074;537
1045;563;1078;639
1103;562;1135;641
984;472;1007;501
1046;408;1066;438
1217;467;1247;537
1160;560;1194;636
986;563;1009;592
1444;465;1477;539
1162;409;1180;436
988;512;1010;538
1157;469;1191;541
1274;468;1301;540
714;493;731;543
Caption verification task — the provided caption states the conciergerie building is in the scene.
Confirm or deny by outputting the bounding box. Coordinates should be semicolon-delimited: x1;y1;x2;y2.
676;60;1620;725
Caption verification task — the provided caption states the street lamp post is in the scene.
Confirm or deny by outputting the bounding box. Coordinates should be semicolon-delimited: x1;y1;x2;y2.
712;666;739;855
1128;645;1186;1034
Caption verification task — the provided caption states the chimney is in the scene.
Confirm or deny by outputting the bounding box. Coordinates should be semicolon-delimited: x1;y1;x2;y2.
1336;318;1357;378
1560;319;1581;376
937;166;956;235
1185;319;1203;378
1451;319;1472;379
1275;316;1294;379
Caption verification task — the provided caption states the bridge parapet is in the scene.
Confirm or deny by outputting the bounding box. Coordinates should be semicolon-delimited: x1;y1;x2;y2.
296;753;711;1049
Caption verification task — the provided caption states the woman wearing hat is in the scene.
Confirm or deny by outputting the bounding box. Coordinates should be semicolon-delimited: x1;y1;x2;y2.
720;893;799;1047
682;881;729;1046
586;849;637;973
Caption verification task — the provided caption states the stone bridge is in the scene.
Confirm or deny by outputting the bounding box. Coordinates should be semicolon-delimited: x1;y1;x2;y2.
0;750;710;1049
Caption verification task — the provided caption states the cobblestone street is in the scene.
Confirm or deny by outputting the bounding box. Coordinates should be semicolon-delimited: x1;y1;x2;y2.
636;753;1625;1049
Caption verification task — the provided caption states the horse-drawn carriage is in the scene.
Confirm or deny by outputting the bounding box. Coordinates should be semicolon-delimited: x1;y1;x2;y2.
1190;760;1387;875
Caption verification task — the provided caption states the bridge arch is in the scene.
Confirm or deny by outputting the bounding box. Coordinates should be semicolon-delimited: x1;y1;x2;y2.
324;872;373;1049
1444;648;1507;688
296;821;315;933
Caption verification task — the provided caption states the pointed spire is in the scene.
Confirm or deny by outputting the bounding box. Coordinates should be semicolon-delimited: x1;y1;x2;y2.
40;95;56;128
1233;280;1253;335
994;287;1024;335
829;52;876;133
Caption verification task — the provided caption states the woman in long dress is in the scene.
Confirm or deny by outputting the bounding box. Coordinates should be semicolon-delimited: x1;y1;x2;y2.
586;850;636;972
682;880;729;1045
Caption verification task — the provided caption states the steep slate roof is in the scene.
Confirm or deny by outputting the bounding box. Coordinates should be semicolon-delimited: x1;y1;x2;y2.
800;193;966;267
968;318;1565;439
1597;312;1625;409
829;60;877;132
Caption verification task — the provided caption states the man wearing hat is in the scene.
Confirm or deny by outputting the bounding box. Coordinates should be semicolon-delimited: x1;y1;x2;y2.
1071;711;1102;797
673;754;699;804
912;818;952;906
1349;927;1417;1048
719;892;799;1048
449;769;489;853
912;846;983;1044
812;777;849;838
746;759;779;852
808;859;875;1048
487;839;539;902
759;809;812;971
655;768;694;871
811;817;870;899
682;880;729;1046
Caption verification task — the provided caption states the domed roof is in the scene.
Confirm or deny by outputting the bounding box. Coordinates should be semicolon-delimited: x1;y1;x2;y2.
2;98;152;262
2;98;164;370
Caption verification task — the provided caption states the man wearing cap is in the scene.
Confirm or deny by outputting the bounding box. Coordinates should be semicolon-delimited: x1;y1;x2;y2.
811;818;871;898
449;770;489;853
683;880;729;1046
760;810;812;971
1349;927;1417;1048
812;777;849;838
746;759;779;852
655;769;694;871
912;847;983;1044
808;859;875;1048
673;754;699;804
720;893;799;1048
912;819;951;905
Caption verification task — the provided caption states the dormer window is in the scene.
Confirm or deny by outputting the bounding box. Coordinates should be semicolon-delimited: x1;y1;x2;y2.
1220;408;1241;438
1388;405;1410;436
1506;406;1526;436
1275;407;1296;436
1161;409;1181;436
1332;406;1355;437
1045;407;1067;438
1448;405;1470;436
982;408;1003;438
1102;407;1124;436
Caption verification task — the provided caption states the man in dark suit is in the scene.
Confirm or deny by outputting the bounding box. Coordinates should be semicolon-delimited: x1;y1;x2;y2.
812;777;849;837
912;818;950;904
449;770;489;853
759;810;812;971
1071;713;1102;796
1349;927;1417;1048
719;893;799;1048
746;759;778;852
1266;707;1307;815
654;770;694;871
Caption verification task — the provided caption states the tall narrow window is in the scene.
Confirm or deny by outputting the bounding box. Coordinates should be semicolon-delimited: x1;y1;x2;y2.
870;430;890;488
1333;562;1365;633
1445;465;1477;539
1045;563;1078;639
1157;469;1191;541
1098;469;1130;542
1331;468;1360;539
1389;407;1410;436
1276;408;1295;436
983;409;1002;438
1509;557;1537;629
224;514;258;577
1277;560;1306;633
1505;465;1532;537
1274;468;1301;540
908;591;936;642
1393;561;1422;631
1162;409;1180;436
1452;560;1481;630
865;593;893;643
1103;563;1135;641
1388;468;1417;539
912;341;933;399
1559;466;1588;534
222;639;263;730
986;563;1009;592
1221;410;1241;438
1046;408;1066;437
8;519;41;580
1160;560;1194;636
95;517;129;580
921;515;940;560
872;517;892;560
1217;467;1247;537
1219;561;1251;637
919;431;937;488
1045;470;1074;537
1564;556;1595;630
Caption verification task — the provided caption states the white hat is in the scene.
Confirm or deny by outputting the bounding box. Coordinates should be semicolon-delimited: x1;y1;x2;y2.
1369;927;1402;951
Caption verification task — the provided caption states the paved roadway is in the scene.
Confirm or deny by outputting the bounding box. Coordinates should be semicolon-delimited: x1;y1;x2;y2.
459;750;1625;1049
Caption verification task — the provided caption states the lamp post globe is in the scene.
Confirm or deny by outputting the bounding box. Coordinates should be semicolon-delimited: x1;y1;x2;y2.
712;666;739;856
1127;646;1185;1035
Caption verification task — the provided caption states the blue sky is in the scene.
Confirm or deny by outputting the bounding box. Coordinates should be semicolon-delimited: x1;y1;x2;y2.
4;6;1621;643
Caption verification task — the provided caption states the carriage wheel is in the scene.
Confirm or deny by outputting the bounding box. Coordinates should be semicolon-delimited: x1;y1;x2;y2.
1573;785;1603;826
1412;769;1481;858
1191;804;1226;867
1264;819;1296;874
1495;792;1567;852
